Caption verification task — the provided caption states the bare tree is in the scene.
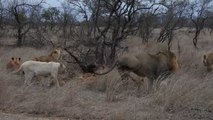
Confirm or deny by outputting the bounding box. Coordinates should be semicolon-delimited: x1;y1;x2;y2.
64;0;159;72
157;0;188;50
189;0;212;48
206;11;213;34
0;0;4;30
206;6;213;34
137;6;159;43
58;3;78;47
5;0;44;46
26;4;52;48
41;7;60;31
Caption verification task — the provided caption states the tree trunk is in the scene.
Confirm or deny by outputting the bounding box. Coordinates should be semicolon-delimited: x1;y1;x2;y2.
17;27;22;46
109;44;116;65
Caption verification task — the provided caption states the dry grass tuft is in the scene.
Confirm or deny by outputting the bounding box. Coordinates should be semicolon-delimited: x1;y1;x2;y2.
105;70;123;102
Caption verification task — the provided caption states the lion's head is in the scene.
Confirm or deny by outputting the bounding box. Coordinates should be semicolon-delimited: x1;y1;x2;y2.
203;53;213;71
156;50;179;73
6;57;21;71
49;48;61;60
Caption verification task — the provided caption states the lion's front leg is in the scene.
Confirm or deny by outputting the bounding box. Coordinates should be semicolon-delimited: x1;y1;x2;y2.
51;72;60;88
55;77;60;88
146;79;154;94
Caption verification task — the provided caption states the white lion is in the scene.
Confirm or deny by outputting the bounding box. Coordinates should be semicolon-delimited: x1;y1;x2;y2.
13;60;66;87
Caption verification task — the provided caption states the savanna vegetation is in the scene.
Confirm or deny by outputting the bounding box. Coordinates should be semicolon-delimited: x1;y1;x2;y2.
0;0;213;119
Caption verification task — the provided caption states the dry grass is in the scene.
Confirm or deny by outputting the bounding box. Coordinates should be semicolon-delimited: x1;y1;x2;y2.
0;28;213;119
105;70;123;102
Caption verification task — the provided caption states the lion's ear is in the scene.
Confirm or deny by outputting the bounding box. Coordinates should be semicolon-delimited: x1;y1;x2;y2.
203;55;207;59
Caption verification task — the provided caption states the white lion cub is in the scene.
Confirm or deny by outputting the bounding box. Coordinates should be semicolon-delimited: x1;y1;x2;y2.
13;60;66;87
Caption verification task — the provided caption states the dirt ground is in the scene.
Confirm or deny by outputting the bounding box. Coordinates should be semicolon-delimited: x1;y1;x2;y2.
0;111;68;120
0;28;213;120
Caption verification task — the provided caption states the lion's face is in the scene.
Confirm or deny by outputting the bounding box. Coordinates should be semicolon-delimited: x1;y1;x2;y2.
50;48;61;60
6;57;21;70
164;51;179;72
203;53;213;71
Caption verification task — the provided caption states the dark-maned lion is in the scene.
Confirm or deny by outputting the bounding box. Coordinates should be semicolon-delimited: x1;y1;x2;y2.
94;50;179;93
203;53;213;71
33;48;61;62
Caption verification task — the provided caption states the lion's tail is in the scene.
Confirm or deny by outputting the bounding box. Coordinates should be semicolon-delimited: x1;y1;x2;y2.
93;61;117;75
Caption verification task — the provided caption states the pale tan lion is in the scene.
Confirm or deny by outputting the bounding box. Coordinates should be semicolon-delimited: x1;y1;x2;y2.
12;60;66;87
203;53;213;71
33;48;61;62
